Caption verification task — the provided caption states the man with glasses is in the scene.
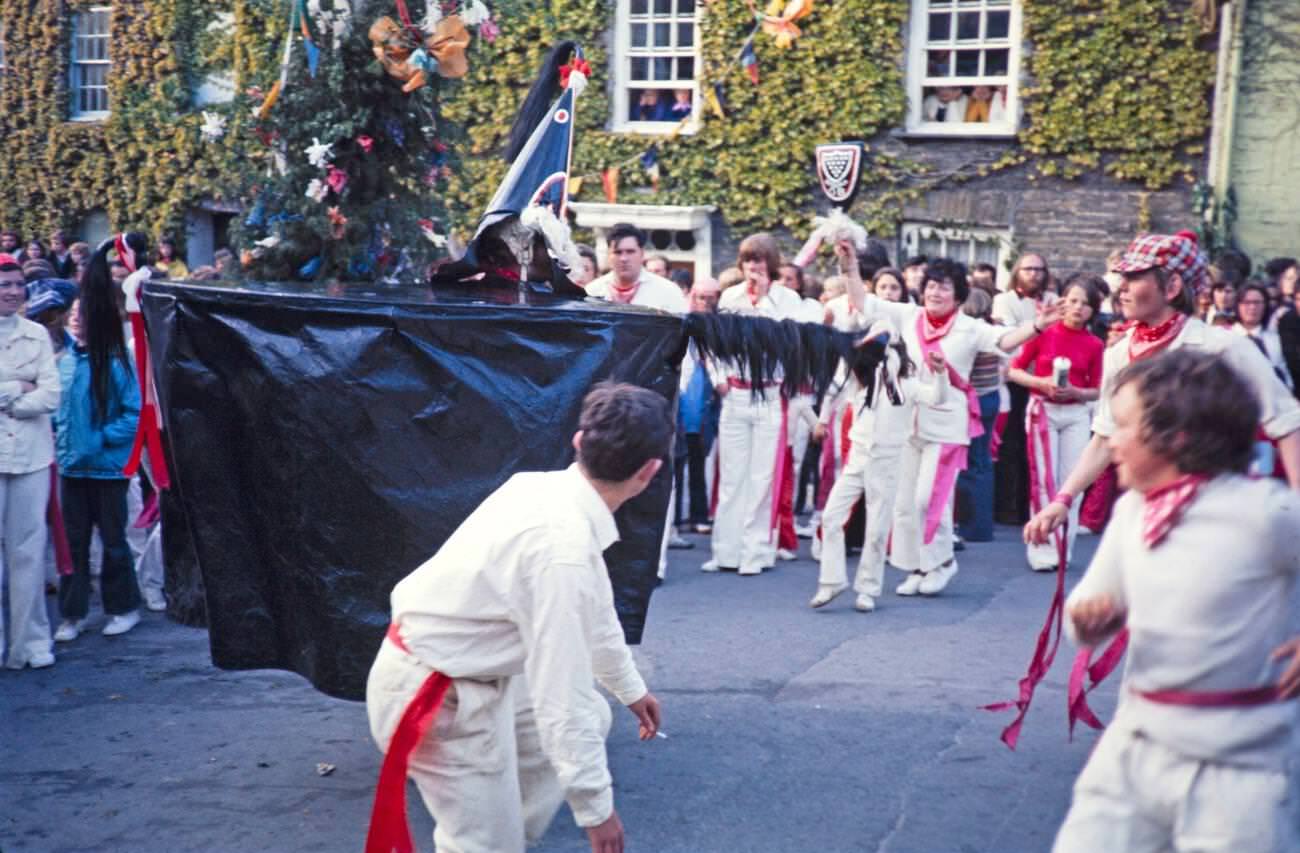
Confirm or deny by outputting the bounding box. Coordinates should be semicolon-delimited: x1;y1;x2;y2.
992;253;1057;525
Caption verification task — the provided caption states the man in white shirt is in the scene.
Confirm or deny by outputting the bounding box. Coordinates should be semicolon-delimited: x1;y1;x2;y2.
703;234;806;575
365;383;666;853
1026;231;1300;545
992;254;1057;525
584;223;687;314
1054;350;1300;853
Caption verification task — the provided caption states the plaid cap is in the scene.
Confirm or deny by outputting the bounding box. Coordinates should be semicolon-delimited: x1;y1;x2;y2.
24;278;78;320
1114;230;1209;292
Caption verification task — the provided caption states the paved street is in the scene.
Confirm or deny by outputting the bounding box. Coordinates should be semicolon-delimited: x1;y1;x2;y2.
5;525;1280;853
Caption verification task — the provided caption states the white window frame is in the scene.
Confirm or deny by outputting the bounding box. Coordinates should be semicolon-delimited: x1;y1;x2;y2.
569;202;715;277
899;221;1013;288
610;0;701;136
904;0;1022;137
70;6;113;121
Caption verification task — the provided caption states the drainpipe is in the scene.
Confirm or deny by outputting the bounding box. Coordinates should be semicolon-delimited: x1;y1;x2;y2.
1206;0;1247;209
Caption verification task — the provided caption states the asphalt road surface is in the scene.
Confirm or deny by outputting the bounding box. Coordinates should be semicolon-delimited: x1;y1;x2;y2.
5;525;1291;852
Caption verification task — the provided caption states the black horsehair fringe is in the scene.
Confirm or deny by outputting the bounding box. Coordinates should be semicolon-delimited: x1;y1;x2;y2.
682;312;889;403
503;41;580;163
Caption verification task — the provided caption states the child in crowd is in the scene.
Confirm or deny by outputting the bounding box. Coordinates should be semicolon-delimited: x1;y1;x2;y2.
1054;349;1300;852
1008;274;1105;570
53;235;146;642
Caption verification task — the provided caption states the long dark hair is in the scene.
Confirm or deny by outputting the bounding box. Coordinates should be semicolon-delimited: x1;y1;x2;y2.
82;232;148;424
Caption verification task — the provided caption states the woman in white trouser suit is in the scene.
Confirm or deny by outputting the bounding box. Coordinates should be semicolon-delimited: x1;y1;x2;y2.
837;245;1057;596
810;320;947;612
1007;276;1105;570
704;234;804;575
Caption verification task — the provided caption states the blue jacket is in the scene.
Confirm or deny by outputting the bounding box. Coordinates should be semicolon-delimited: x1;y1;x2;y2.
55;346;140;479
679;354;719;441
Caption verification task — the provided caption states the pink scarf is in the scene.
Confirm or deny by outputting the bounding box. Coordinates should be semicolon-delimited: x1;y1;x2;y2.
608;281;639;304
1141;472;1208;549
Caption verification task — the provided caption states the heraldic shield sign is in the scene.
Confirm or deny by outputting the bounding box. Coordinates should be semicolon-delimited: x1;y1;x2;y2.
815;142;866;207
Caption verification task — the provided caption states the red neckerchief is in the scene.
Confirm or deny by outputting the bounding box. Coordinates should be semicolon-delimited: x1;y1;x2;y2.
746;282;766;307
608;280;640;304
1129;312;1187;362
921;309;957;342
1142;472;1208;549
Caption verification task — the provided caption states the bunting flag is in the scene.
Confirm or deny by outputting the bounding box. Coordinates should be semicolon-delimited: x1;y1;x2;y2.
602;166;620;203
705;82;727;119
640;148;661;193
738;32;760;85
298;0;320;77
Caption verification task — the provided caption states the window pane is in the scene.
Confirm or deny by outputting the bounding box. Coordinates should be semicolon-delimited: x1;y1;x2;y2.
676;0;694;13
677;57;694;80
631;23;647;47
974;239;1000;267
630;0;647;12
927;50;951;77
986;9;1010;39
653;56;672;81
928;12;950;42
631;57;648;81
677;22;694;47
956;11;980;40
654;22;670;46
654;0;671;13
955;49;980;76
984;48;1009;77
919;233;944;259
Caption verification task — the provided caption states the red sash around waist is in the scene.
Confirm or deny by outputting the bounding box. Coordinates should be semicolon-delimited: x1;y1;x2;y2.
365;624;452;853
1136;684;1286;707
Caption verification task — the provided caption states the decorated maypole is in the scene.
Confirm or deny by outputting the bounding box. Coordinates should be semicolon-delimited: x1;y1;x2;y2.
228;0;500;284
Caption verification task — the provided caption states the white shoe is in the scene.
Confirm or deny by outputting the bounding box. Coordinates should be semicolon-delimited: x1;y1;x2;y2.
1028;562;1057;573
809;583;848;609
144;588;168;612
919;561;959;596
53;620;84;642
102;611;141;636
700;559;721;573
738;564;763;576
29;651;56;669
795;523;817;539
810;536;822;561
895;572;925;596
854;594;876;612
776;548;798;562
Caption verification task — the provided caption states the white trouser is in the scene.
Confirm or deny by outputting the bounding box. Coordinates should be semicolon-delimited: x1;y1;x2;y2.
1025;401;1092;569
1;469;53;668
711;392;782;571
137;523;165;595
367;640;612;853
817;442;902;597
658;487;674;579
1054;727;1295;853
891;436;955;574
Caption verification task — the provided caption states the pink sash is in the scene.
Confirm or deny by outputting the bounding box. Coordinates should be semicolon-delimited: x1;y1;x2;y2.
914;314;980;543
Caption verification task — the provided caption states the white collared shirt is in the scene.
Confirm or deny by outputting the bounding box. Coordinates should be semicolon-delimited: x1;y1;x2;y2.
992;289;1056;356
586;269;687;314
1093;316;1300;439
0;315;60;474
854;294;1007;444
717;280;805;320
390;464;647;824
1066;476;1300;769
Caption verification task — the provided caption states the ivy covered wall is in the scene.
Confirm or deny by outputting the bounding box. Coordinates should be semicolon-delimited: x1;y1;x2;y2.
0;0;1217;268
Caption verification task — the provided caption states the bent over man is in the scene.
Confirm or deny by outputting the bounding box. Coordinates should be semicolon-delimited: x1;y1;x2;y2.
366;382;667;853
